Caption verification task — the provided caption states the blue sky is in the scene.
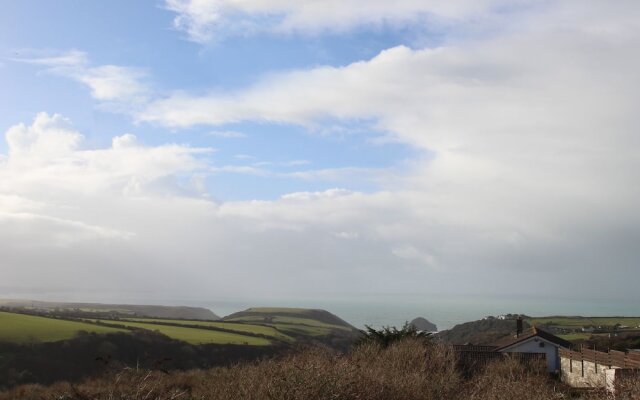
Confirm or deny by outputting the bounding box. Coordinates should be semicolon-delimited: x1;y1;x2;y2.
2;0;640;305
1;0;420;200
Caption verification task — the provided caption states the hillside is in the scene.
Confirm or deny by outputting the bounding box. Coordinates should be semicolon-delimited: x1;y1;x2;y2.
436;318;530;345
225;307;356;328
223;307;360;346
0;306;359;348
0;311;127;343
0;299;219;320
0;306;362;389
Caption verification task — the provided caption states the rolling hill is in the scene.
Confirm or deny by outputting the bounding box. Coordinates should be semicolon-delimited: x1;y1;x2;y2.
0;311;127;343
0;299;219;320
223;307;360;339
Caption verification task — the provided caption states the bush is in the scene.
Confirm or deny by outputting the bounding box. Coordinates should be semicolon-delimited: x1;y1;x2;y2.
465;356;564;400
0;338;457;400
3;339;640;400
355;322;432;348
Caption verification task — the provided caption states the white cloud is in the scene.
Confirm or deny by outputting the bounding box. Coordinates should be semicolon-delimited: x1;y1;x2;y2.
6;113;82;161
208;163;388;184
136;1;640;298
164;0;534;42
12;49;89;67
0;212;134;246
1;113;213;197
0;114;446;299
112;133;140;149
4;2;640;303
14;50;150;105
210;165;270;176
76;65;149;102
207;130;247;138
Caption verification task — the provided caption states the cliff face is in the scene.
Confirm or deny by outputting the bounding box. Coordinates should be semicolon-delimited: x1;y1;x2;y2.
409;317;437;332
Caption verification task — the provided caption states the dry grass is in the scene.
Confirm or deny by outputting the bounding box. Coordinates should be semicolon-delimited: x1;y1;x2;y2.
613;372;640;400
465;357;565;400
2;339;640;400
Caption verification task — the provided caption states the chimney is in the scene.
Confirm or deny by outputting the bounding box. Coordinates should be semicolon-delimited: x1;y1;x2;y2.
516;316;523;337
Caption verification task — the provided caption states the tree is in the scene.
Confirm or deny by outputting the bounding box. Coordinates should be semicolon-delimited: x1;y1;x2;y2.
355;322;432;348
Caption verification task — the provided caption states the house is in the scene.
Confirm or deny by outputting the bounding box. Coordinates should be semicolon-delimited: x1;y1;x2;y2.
453;318;571;374
492;322;572;372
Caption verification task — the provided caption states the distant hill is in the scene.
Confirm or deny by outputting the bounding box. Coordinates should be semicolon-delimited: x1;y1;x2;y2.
223;307;360;349
409;317;437;332
225;307;355;329
436;318;530;345
0;299;219;320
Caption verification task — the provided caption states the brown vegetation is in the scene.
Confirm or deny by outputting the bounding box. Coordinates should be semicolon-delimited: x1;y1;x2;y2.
1;339;639;400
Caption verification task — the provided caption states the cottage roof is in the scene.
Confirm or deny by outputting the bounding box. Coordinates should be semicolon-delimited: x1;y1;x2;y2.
493;326;572;351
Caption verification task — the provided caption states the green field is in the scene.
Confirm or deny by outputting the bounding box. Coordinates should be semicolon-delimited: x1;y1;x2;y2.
96;319;272;345
122;318;294;342
244;307;310;314
225;315;350;336
0;311;127;344
529;317;640;328
557;333;593;341
227;315;350;330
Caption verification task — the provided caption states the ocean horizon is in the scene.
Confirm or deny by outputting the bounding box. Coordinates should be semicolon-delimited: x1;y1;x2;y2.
3;291;638;331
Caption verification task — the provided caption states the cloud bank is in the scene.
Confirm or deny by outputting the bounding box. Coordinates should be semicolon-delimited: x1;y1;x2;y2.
145;0;640;298
3;1;640;303
165;0;535;42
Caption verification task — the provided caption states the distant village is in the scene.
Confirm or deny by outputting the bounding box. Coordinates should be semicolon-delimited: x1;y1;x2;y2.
483;314;640;336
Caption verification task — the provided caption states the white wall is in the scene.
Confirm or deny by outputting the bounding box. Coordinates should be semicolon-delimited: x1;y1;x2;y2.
560;357;611;388
500;337;560;372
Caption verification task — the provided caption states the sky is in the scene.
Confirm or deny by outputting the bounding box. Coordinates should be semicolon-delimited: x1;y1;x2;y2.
1;0;640;306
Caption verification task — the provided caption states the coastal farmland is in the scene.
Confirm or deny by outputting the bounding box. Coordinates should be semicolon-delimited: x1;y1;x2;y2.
122;318;294;342
527;316;640;342
223;308;359;338
528;316;640;328
91;319;272;345
0;311;126;344
0;306;358;347
224;315;345;336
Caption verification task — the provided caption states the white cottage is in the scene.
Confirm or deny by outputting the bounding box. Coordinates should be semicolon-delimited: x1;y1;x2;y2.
493;325;572;372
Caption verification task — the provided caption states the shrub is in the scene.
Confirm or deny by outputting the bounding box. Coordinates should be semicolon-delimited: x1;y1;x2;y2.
3;339;640;400
355;322;432;348
465;356;565;400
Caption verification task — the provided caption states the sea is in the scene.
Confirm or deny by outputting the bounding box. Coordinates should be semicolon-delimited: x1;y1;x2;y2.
193;294;640;331
3;290;639;331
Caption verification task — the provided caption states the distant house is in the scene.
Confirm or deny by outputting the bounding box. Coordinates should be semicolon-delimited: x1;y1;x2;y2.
453;319;572;373
493;326;572;372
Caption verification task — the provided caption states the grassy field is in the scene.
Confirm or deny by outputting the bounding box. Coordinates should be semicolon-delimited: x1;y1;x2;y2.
225;315;351;336
0;311;126;344
557;332;594;341
529;317;640;328
122;318;293;342
243;307;310;314
226;315;350;330
95;319;272;346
